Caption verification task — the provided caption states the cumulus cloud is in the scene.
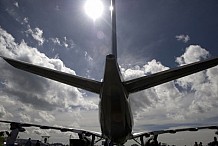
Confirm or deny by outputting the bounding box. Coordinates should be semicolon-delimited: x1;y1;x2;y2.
122;65;145;81
185;63;218;115
122;45;218;124
176;45;209;65
175;45;210;89
0;27;97;126
176;34;190;43
124;63;182;122
0;25;218;137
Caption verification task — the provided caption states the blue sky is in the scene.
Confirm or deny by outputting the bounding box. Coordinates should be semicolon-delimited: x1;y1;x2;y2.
0;0;218;145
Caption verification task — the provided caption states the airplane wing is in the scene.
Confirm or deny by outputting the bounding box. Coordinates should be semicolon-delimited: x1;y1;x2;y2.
130;125;218;139
124;57;218;93
0;120;103;138
0;56;101;94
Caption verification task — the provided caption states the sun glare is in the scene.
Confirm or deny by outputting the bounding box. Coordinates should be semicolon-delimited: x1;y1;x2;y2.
85;0;104;21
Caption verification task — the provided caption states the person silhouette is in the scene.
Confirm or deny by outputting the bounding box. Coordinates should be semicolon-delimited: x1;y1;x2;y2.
211;137;218;146
194;142;198;146
6;123;25;146
44;138;47;144
199;142;203;146
35;140;40;146
0;132;5;146
25;138;32;146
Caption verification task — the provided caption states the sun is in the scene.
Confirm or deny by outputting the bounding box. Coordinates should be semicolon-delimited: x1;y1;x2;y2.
84;0;104;21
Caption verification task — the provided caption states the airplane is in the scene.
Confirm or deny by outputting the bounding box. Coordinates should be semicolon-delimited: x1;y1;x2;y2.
1;0;218;145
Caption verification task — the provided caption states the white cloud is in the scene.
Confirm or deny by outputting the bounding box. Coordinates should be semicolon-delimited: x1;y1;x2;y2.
175;45;210;89
34;118;42;123
63;37;68;48
0;27;98;126
0;105;7;118
0;26;218;142
19;112;31;122
32;128;49;136
26;27;44;45
0;93;15;119
21;17;29;25
50;38;61;45
125;65;183;122
176;45;209;65
49;37;75;50
166;113;185;121
143;59;169;74
122;65;145;81
39;111;55;122
6;8;16;18
14;2;19;8
176;34;190;43
85;51;93;62
122;45;218;124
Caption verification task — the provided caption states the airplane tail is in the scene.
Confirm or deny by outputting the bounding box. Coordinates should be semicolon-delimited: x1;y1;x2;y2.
111;0;117;59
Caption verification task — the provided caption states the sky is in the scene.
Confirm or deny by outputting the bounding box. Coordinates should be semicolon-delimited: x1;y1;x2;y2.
0;0;218;145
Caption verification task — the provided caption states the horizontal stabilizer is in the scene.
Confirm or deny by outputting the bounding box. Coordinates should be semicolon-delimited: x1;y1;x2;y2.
1;56;101;94
124;57;218;93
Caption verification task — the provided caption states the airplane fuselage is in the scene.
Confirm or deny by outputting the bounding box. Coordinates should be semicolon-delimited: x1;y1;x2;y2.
99;54;133;144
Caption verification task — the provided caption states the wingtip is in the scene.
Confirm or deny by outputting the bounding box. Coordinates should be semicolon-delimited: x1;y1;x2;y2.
0;56;15;66
0;55;4;59
0;55;11;61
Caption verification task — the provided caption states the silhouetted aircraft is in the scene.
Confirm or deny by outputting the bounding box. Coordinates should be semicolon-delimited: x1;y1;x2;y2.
1;0;218;146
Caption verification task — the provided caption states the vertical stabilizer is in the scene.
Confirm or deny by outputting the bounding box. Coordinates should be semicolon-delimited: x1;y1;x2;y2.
111;0;117;59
